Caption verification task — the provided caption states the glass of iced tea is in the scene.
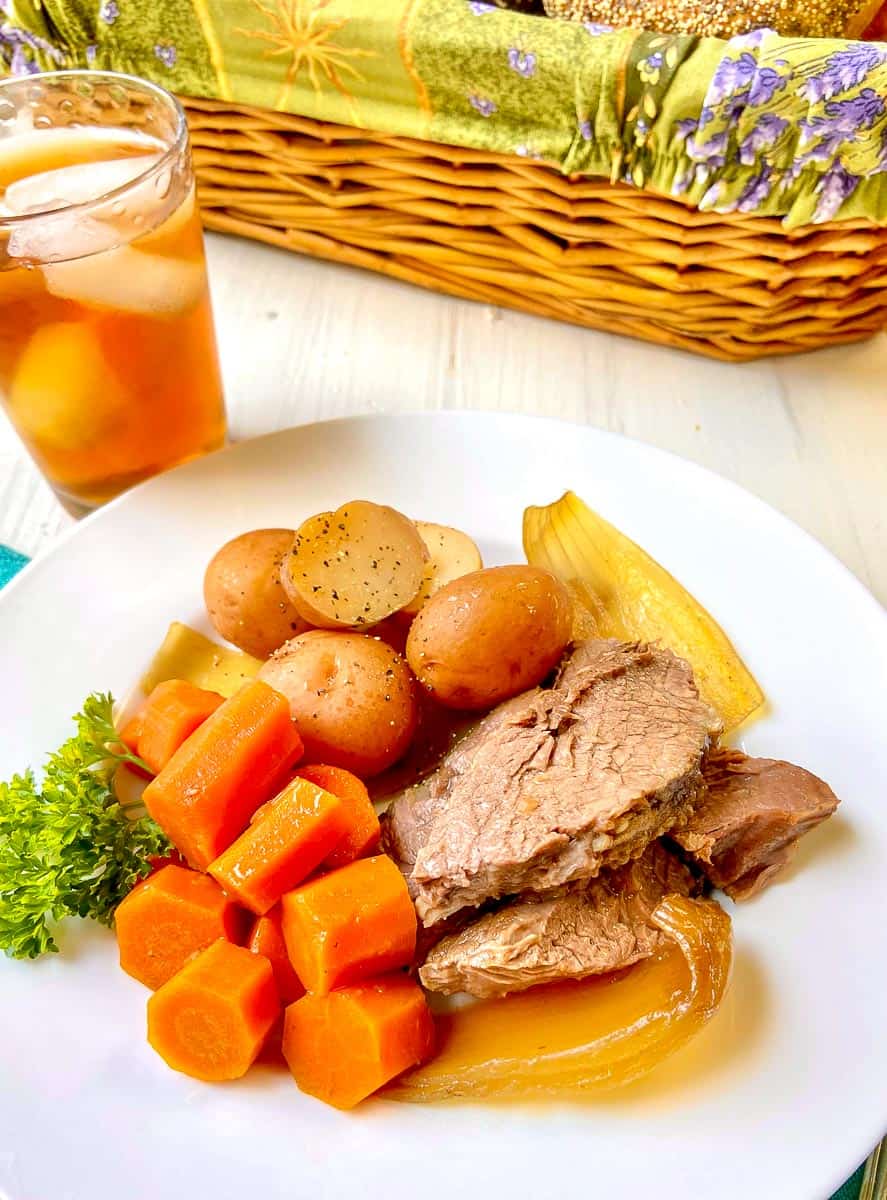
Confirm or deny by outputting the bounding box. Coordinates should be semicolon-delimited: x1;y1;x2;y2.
0;71;225;515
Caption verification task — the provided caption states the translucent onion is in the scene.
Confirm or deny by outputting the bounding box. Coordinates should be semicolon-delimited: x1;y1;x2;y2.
523;490;764;731
388;895;732;1103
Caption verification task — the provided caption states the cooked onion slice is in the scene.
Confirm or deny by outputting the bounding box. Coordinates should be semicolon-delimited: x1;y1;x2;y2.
387;895;732;1102
523;490;764;731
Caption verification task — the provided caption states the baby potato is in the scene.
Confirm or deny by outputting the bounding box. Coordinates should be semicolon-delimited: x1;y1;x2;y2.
204;529;311;659
400;522;484;618
281;500;427;630
258;630;418;777
406;565;572;711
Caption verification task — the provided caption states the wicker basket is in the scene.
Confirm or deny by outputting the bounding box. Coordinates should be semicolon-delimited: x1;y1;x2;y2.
185;97;887;362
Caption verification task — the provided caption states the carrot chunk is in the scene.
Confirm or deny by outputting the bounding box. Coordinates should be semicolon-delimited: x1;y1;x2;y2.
119;711;145;756
293;764;380;868
148;939;280;1081
281;855;416;995
137;679;224;775
282;975;435;1109
208;777;348;915
143;680;303;869
116;712;153;780
115;864;248;990
248;906;305;1005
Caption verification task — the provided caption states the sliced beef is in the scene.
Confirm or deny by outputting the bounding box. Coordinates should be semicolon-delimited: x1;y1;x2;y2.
419;842;696;998
672;748;840;900
383;639;721;926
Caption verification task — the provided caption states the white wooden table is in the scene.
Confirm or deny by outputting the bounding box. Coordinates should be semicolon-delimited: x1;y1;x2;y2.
2;232;886;606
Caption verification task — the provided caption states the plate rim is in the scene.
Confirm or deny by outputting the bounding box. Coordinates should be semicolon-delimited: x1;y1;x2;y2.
4;410;884;631
1;409;885;1200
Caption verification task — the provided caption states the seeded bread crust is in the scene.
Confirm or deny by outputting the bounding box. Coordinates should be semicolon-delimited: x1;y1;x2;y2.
539;0;883;40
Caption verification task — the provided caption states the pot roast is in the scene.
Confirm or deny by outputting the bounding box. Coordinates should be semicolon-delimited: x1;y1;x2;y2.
381;638;840;998
672;748;840;899
419;841;696;998
386;639;721;926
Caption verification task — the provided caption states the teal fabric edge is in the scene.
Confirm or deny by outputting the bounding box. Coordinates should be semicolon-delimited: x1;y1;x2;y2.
831;1161;865;1200
0;545;28;588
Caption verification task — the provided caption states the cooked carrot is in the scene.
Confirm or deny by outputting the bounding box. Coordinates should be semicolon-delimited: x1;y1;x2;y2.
143;680;303;869
208;777;348;915
293;764;380;868
255;1014;287;1067
248;906;305;1005
147;850;187;875
117;712;154;780
282;974;435;1109
136;679;224;775
147;939;280;1081
115;863;248;990
119;711;145;755
281;854;416;995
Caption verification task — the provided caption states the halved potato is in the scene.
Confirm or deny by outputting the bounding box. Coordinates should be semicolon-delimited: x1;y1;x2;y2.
281;500;427;629
400;522;483;618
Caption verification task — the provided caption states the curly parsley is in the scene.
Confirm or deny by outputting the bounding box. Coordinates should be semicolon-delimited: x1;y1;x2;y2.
0;693;171;959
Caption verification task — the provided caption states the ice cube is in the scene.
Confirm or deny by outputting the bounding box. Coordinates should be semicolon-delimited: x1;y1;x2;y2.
3;153;162;215
135;182;197;251
42;245;204;315
9;322;129;450
8;211;118;263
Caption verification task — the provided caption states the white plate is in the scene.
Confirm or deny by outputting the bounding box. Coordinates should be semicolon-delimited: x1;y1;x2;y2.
1;412;885;1200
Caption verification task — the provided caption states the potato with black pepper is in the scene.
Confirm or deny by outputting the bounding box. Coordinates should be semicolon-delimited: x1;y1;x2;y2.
258;630;418;777
204;529;311;659
281;500;427;630
405;565;572;711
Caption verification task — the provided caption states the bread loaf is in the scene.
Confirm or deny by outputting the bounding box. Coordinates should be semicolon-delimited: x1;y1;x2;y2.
540;0;885;39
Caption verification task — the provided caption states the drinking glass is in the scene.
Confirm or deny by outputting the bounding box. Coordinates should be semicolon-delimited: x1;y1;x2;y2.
0;70;226;515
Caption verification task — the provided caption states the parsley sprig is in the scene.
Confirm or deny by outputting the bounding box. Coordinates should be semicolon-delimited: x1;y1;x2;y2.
0;694;171;959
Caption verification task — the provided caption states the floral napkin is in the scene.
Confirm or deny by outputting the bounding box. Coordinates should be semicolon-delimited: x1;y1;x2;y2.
2;0;886;228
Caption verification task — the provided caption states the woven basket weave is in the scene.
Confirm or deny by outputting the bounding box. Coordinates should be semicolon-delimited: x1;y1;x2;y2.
185;97;887;362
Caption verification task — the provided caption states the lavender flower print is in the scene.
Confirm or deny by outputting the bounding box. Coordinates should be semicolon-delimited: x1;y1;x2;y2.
583;21;612;34
507;47;536;78
813;163;860;223
99;0;119;24
709;52;757;104
802;45;886;104
579;119;592;141
699;180;726;211
800;89;885;150
467;1;496;13
731;28;772;50
85;42;97;64
674;117;699;145
638;51;663;86
1;23;64;75
748;65;788;106
671;165;694;196
685;128;729;174
154;42;177;69
738;113;788;165
737;163;774;212
468;94;496;117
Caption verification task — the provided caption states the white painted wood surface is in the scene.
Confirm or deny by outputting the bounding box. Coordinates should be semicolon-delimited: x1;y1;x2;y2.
1;231;885;604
